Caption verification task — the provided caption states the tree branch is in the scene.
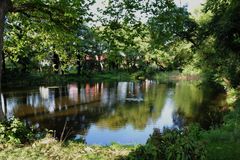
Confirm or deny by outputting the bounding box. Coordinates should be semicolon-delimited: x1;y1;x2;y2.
10;2;64;14
10;2;71;30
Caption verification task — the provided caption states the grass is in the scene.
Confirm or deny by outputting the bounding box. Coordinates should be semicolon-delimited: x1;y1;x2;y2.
205;142;240;160
200;107;240;160
0;139;135;160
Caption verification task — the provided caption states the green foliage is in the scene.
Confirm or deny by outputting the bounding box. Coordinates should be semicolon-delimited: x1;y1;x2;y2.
197;0;240;88
125;126;206;160
0;0;200;76
125;144;158;160
3;0;95;75
200;107;240;160
0;118;35;144
0;138;134;160
147;0;197;47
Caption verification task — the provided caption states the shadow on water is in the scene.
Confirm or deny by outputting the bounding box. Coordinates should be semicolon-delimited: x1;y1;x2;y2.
0;80;227;145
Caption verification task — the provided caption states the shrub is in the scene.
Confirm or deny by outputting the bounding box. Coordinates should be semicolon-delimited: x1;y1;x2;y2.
126;144;158;160
124;125;206;160
0;118;35;144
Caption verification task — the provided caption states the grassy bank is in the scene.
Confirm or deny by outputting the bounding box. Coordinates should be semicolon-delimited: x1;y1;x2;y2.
0;118;134;160
201;107;240;160
0;140;134;160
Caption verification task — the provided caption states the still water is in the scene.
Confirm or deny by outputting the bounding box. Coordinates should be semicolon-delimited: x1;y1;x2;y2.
0;80;226;145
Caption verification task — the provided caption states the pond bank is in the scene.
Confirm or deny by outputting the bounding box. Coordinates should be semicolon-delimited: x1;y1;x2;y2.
2;71;200;88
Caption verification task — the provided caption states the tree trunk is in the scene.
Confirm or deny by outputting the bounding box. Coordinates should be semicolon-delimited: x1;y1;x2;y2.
77;54;82;75
96;55;103;72
2;51;5;74
53;53;60;74
0;0;9;120
0;2;6;87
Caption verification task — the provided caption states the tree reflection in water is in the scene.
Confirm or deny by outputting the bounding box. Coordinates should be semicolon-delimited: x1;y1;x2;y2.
0;80;226;144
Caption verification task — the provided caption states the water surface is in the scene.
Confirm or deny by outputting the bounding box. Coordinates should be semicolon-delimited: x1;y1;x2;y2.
0;80;226;145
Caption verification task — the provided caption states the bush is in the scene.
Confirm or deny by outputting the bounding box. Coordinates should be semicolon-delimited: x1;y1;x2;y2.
0;118;35;144
125;144;158;160
124;126;206;160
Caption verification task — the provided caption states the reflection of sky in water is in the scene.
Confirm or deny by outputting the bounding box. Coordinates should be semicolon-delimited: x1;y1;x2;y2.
84;91;176;145
155;92;175;128
86;125;154;145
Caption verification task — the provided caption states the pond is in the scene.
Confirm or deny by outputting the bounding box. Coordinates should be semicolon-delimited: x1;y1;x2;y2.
0;80;226;145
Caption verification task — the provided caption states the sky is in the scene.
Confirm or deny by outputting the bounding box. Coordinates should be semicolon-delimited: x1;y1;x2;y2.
91;0;206;14
89;0;206;25
174;0;206;13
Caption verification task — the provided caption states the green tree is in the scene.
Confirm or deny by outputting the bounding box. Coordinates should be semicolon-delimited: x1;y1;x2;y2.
198;0;240;88
147;0;198;48
0;0;94;84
